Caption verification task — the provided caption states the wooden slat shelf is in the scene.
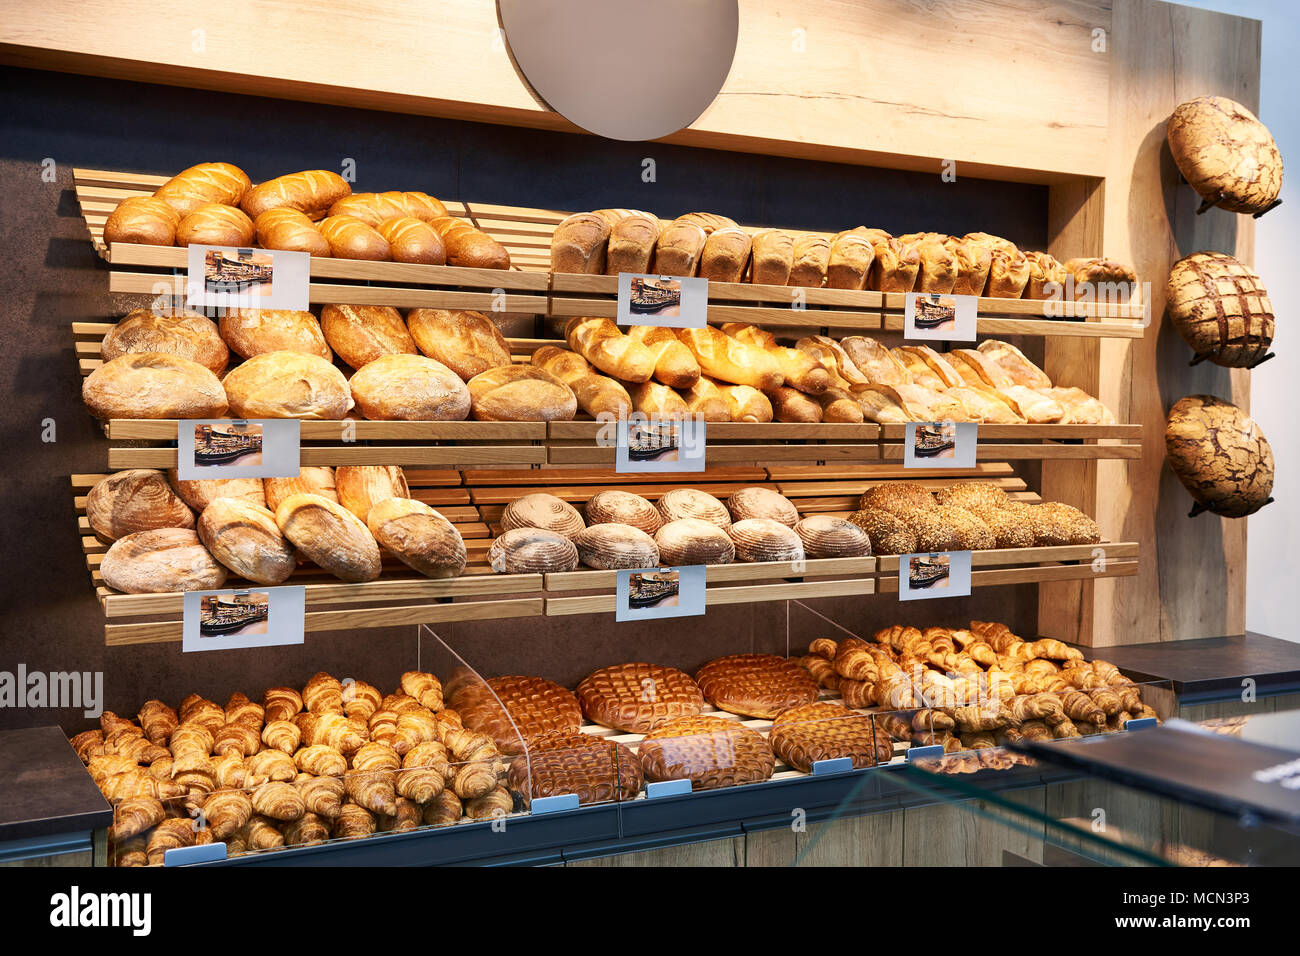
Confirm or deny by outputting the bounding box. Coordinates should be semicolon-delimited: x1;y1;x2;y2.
875;541;1140;594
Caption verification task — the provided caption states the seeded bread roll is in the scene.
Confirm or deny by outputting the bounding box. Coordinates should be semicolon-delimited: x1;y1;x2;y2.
488;528;579;574
406;309;511;382
625;325;701;389
262;467;336;511
530;346;632;419
197;498;297;585
320;305;416;370
104;195;181;246
859;482;937;513
222;351;352;419
336;466;410;523
102;309;229;376
153;162;251;217
500;494;585;538
366;497;466;579
274;493;382;583
727;487;799;527
699;228;753;283
349;354;472;421
656;489;730;529
935;482;1009;511
729;518;805;563
846;509;918;555
934;505;996;550
749;229;794;286
87;469;195;542
169;473;268;511
550;212;611;274
376;216;446;265
968;505;1036;549
794;515;872;558
100;528;228;594
219;309;332;361
573;523;661;570
654;518;735;565
83;353;229;420
253;207;331;257
789;234;830;288
316;215;391;261
175;203;255;247
584;491;663;535
1024;502;1102;546
241;169;351;220
901;509;963;552
466;365;577;422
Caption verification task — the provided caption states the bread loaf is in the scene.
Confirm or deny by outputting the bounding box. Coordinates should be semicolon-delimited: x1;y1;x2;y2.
573;523;660;570
1024;251;1067;300
729;518;805;563
169;473;268;511
530;346;632;419
1064;258;1138;301
654;518;735;565
500;494;585;538
584;491;662;535
550;213;611;274
1165;394;1274;518
750;230;794;286
984;249;1031;298
83;353;228;420
407;309;511;382
241;170;351;220
827;235;875;290
656;489;730;528
625;325;701;388
910;235;957;293
197;498;297;585
328;191;448;225
868;238;920;292
366;497;467;579
603;212;660;275
794;515;873;558
262;468;335;511
790;235;831;288
1167;96;1283;215
651;221;707;276
699;228;753;283
976;340;1052;389
221;350;350;419
846;509;917;555
253;208;330;257
219;309;331;361
676;327;782;390
895;345;963;389
336;466;410;522
101;528;228;594
676;212;738;235
728;487;799;527
104;196;181;246
720;324;829;394
320;305;416;370
153;163;251;217
715;381;773;422
946;237;993;296
87;469;195;542
429;217;511;269
838;336;909;386
946;347;1012;388
817;387;866;423
377;217;446;265
349;354;472;421
1167;251;1272;367
102;309;228;376
488;528;579;574
466;365;576;421
175;204;255;247
629;380;690;419
274;493;382;582
316;215;391;261
565;317;656;383
680;377;732;421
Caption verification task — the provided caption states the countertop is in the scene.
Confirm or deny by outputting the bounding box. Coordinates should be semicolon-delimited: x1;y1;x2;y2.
1087;632;1300;703
0;726;111;842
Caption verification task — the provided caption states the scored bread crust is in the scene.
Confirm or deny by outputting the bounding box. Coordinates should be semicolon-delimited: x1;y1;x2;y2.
694;653;819;719
576;663;705;733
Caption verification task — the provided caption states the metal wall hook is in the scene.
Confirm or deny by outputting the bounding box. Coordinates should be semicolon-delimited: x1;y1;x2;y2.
1252;198;1282;218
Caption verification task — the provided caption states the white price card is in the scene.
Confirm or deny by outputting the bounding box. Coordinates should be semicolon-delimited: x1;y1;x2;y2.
186;244;310;312
903;422;977;469
183;586;306;653
898;551;972;601
904;291;977;341
616;417;706;473
616;565;706;622
617;273;708;327
177;419;301;480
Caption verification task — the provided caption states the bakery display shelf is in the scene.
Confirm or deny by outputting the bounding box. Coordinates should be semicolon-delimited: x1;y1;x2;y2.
878;422;1143;461
546;420;883;466
876;541;1139;593
879;293;1147;338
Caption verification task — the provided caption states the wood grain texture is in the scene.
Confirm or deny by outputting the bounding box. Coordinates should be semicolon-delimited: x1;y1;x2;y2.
902;787;1047;865
567;836;744;867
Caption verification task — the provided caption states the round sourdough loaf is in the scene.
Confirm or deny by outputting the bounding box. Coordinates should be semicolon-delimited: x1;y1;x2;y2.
102;309;228;376
654;517;735;565
348;354;471;421
319;305;416;370
100;528;228;594
488;527;579;574
83;353;229;420
572;523;660;570
407;309;512;382
1167;252;1274;368
103;195;181;246
466;365;577;421
1165;395;1274;518
274;493;382;582
656;488;731;529
335;466;410;522
584;490;662;535
175;203;255;246
219;309;332;361
1167;96;1283;215
87;469;194;542
197;498;296;585
793;515;872;558
729;518;805;563
500;493;584;538
222;351;352;419
727;486;799;527
366;497;466;579
168;472;268;511
262;467;336;510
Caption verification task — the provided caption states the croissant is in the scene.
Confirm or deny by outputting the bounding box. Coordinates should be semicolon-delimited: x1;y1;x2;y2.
99;771;181;803
333;803;375;840
1018;720;1053;741
251;781;306;821
432;709;463;742
1028;638;1084;662
452;761;499;801
1024;658;1060;678
948;704;1006;732
345;743;400;815
400;671;444;710
341;680;382;721
284;811;331;846
808;638;838;660
212;721;261;757
224;691;265;727
211;752;251;790
239;815;285;851
138;700;178;746
1060;690;1106;726
100;711;137;739
169;752;217;799
951;631;998;668
299;713;369;754
960;731;998;751
177;696;225;732
261;719;301;754
838;678;876;709
396;742;448;803
1061;665;1104;690
396;711;439;752
245;748;296;784
911;709;956;733
465;786;513;821
146;818;197;865
1052;717;1081;738
442;727;497;763
1091;659;1124;684
984;668;1017;701
168;723;214;757
874;711;912;741
70;730;106;763
263;686;303;722
797;655;839;690
110;796;166;841
423;790;462;827
294;744;347;778
89;754;140;783
303;672;344;714
110;834;148;867
378;797;422;832
833;638;880;682
1003;693;1065;724
1114;683;1143;714
367;710;401;751
876;674;920;710
294;772;346;818
381;692;423;714
202;789;253;840
146;755;174;780
104;732;169;765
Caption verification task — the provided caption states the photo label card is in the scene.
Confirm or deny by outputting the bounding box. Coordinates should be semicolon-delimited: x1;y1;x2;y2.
616;273;708;328
903;422;978;469
615;565;706;622
615;417;706;473
898;551;972;602
903;292;977;341
186;245;310;312
177;419;301;480
183;586;306;653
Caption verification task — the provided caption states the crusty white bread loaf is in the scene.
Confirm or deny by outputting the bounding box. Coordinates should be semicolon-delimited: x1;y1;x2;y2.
335;466;410;524
603;212;661;275
100;528;228;594
720;324;829;395
651;221;707;276
894;345;963;389
714;381;773;422
262;468;336;511
629;381;690;419
366;497;466;579
153;163;251;217
429;217;511;270
573;523;660;570
104;196;181;246
729;518;805;563
676;327;783;390
794;515;873;558
530;346;632;419
219;309;332;361
765;386;822;423
488;528;579;574
328;191;448;225
565;317;656;383
407;309;511;382
1024;251;1068;300
500;493;585;538
750;230;794;286
867;237;920;292
349;354;472;421
839;336;910;386
907;235;957;293
790;235;831;288
102;309;229;377
625;325;701;389
728;487;799;527
985;249;1031;298
946;236;993;296
316;215;391;261
827;235;876;290
254;208;331;257
699;228;753;283
656;489;731;528
87;469;195;542
320;305;416;370
550;213;611;274
680;377;732;422
83;353;229;420
817;387;866;423
274;493;382;583
676;212;738;235
222;351;352;419
376;217;446;265
796;335;870;387
654;517;735;565
169;473;268;512
241;170;351;220
466;365;577;421
584;491;663;535
197;497;297;585
175;203;255;247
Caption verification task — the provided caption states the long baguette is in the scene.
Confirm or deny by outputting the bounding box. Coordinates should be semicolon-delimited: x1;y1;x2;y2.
679;377;732;421
713;381;773;422
628;381;690;419
531;346;631;419
766;386;822;423
675;326;783;390
720;323;830;395
564;317;656;383
625;325;700;388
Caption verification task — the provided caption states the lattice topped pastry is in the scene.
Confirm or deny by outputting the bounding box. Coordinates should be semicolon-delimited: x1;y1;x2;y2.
576;663;704;733
637;715;774;790
769;702;894;773
507;730;642;807
694;653;819;719
448;675;582;756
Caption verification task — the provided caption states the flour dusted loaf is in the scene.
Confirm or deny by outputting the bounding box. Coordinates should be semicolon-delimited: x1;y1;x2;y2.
274;493;382;582
727;487;799;527
197;498;297;585
100;528;228;594
654;517;734;565
656;488;730;529
573;523;660;570
407;309;511;382
500;493;585;538
319;305;415;370
729;518;805;563
349;354;472;421
87;469;194;542
169;473;268;511
336;466;410;522
794;515;873;558
576;663;704;733
584;490;662;535
102;309;228;377
83;353;229;420
104;196;181;246
1165;395;1274;518
1167;252;1274;368
262;467;335;510
219;309;331;361
487;528;579;574
366;498;466;579
467;365;576;421
1167;96;1283;215
222;351;352;419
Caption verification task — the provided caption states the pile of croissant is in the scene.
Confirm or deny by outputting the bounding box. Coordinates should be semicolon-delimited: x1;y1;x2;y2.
795;620;1157;774
69;671;514;866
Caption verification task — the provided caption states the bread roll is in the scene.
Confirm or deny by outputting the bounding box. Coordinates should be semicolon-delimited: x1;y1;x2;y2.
197;498;297;585
551;213;611;274
100;528;228;594
603;213;660;275
274;493;381;583
584;491;662;535
466;365;576;421
716;382;773;422
175;204;255;247
83;353;228;420
429;217;511;270
169;473;268;511
316;215;391;261
336;466;410;522
104;196;180;246
573;523;660;570
241;170;351;220
817;387;866;423
488;528;579;574
366;497;466;578
794;515;872;558
253;208;330;257
651;221;707;276
727;487;799;527
222;351;352;419
654;518;735;565
328;191;448;225
827;235;875;290
153;163;251;217
868;238;920;292
699;228;753;283
720;324;829;395
349;354;472;421
87;469;195;542
625;325;701;389
219;309;331;361
407;309;511;382
320;305;416;370
629;381;690;418
262;468;336;510
729;518;805;562
500;494;585;538
530;346;632;419
680;377;732;422
750;229;794;286
656;489;730;529
102;309;228;376
790;235;830;288
565;317;656;383
376;217;446;265
676;327;782;390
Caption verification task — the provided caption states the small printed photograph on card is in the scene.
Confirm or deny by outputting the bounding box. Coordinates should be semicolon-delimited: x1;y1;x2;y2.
616;417;706;472
617;273;708;327
183;586;305;652
177;419;301;480
186;244;309;311
904;422;977;469
616;566;706;622
898;551;972;601
904;292;977;341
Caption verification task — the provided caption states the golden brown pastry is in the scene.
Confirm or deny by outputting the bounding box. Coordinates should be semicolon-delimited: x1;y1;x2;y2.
328;191;448;225
241;169;351;220
377;216;446;265
564;316;656;384
153;162;251;217
626;325;702;389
